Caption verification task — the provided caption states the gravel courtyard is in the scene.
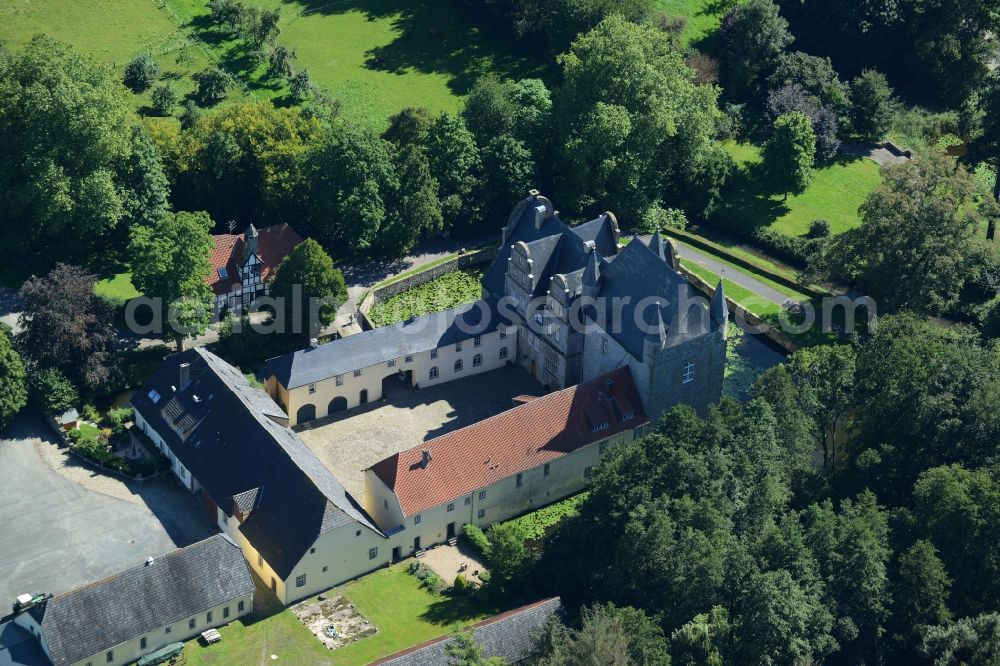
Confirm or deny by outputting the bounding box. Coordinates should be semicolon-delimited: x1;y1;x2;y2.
296;365;544;499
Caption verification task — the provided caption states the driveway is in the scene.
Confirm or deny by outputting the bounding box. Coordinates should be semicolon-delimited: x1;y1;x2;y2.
0;416;215;605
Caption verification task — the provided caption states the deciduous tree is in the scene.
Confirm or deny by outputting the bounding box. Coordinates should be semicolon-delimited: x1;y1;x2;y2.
762;111;815;199
269;238;347;338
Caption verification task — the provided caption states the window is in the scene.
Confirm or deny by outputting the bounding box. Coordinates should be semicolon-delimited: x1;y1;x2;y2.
553;328;561;343
369;547;378;560
354;369;362;378
140;637;147;649
238;601;245;612
223;606;230;618
189;619;196;630
429;366;439;380
534;312;544;326
356;529;361;537
479;490;486;500
584;466;594;478
499;326;507;339
206;611;213;623
683;362;695;384
384;498;389;509
601;338;609;354
516;473;523;487
107;651;114;663
322;566;328;572
310;547;316;554
465;496;472;505
454;359;463;372
474;335;482;347
456;341;463;352
414;515;421;524
499;347;508;360
600;441;609;454
529;334;541;352
405;355;413;363
447;502;455;512
308;383;316;394
165;626;172;635
431;348;438;359
622;410;635;421
544;463;550;476
388;359;395;368
591;421;609;432
336;375;343;386
473;354;483;367
296;574;306;588
218;267;228;280
478;508;486;518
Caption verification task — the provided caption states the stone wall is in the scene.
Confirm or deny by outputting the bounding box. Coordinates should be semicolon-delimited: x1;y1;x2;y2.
357;246;497;330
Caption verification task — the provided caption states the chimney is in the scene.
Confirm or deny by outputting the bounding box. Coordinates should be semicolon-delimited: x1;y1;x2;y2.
421;449;432;468
179;362;191;390
144;556;154;567
309;337;319;348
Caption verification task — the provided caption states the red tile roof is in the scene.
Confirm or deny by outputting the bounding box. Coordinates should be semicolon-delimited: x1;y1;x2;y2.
206;223;304;295
370;367;647;516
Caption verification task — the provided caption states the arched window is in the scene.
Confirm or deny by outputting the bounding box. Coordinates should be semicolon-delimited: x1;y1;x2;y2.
499;347;508;359
473;354;483;367
454;359;463;372
429;366;439;380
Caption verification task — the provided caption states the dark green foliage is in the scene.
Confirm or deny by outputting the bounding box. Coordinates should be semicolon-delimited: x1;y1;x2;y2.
890;539;952;654
669;606;730;665
421;113;482;232
769;51;849;122
807;219;830;238
849;70;895;141
766;85;840;163
17;264;118;392
532;605;632;665
969;71;1000;200
445;629;506;665
719;0;793;102
193;67;229;106
483;522;530;592
921;613;1000;665
388;145;443;254
462;523;490;555
289;69;312;102
123;53;159;93
29;367;78;414
269;239;347;339
0;326;27;431
762;112;815;198
788;344;855;475
384;107;434;147
180;99;200;130
267;45;295;79
151;84;177;116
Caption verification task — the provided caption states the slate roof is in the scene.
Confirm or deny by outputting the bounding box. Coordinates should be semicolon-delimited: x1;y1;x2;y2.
482;196;618;299
370;367;646;516
369;597;564;665
28;535;253;666
263;299;513;390
207;223;302;295
131;348;382;579
0;621;49;666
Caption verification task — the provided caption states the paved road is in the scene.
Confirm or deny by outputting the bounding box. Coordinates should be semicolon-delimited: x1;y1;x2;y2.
0;416;212;605
639;235;799;307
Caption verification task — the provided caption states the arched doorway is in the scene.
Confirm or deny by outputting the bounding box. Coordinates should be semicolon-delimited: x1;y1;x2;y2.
328;396;347;414
296;404;316;424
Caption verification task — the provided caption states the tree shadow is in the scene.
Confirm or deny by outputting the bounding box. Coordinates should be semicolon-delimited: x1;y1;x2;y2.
710;158;791;234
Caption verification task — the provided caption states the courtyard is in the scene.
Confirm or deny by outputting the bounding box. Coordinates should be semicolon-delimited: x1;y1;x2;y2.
297;364;544;499
0;415;214;606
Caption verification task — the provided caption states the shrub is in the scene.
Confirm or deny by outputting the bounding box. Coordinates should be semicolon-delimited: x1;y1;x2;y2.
462;523;491;556
82;404;101;423
124;53;160;93
29;368;78;414
453;574;470;594
107;406;134;435
151;84;177;116
808;219;831;239
194;68;229;106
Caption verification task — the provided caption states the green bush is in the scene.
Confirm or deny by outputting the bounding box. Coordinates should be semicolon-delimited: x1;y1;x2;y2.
82;404;101;423
808;219;831;239
29;368;78;414
106;406;134;434
499;492;588;542
453;574;470;594
462;523;491;555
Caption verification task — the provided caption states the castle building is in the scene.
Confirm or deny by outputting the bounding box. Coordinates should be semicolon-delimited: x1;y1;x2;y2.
207;222;302;313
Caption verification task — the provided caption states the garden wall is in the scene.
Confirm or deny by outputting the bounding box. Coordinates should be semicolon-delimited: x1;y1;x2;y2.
356;246;497;330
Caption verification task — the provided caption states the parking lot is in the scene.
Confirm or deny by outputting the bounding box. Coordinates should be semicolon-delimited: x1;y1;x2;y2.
296;365;544;499
0;416;214;606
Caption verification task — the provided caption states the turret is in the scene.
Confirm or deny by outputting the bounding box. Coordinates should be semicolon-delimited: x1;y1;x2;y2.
710;279;728;332
582;246;601;298
244;223;259;260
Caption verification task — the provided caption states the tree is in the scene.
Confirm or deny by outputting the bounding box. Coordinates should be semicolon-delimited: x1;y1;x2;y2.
766;85;840;163
180;99;201;130
194;67;229;106
268;239;347;339
478;135;536;224
17;264;118;392
969;71;1000;200
151;83;177;116
208;0;244;33
810;152;990;314
462;76;551;149
670;606;730;665
535;606;631;666
719;0;793;101
0;36;166;265
599;604;670;666
421;113;482;233
0;325;27;430
552;16;729;221
129;211;215;350
445;630;508;665
289;69;312;102
28;367;78;414
484;521;530;592
384;107;433;147
267;45;295;79
123;53;160;93
385;145;443;254
850;70;895;141
762;112;815;200
788;344;855;475
891;540;952;656
921;613;1000;665
768;51;849;122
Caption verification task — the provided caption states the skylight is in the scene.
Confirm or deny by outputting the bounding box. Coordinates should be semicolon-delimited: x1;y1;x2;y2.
148;389;161;404
218;267;229;279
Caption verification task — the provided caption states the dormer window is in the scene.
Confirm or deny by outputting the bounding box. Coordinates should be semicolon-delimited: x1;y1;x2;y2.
622;410;635;421
591;421;609;432
217;267;228;280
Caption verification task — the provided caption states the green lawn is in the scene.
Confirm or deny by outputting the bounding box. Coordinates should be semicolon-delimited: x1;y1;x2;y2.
182;565;498;666
711;142;883;238
369;268;484;326
654;0;736;45
94;272;141;305
0;0;226;113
